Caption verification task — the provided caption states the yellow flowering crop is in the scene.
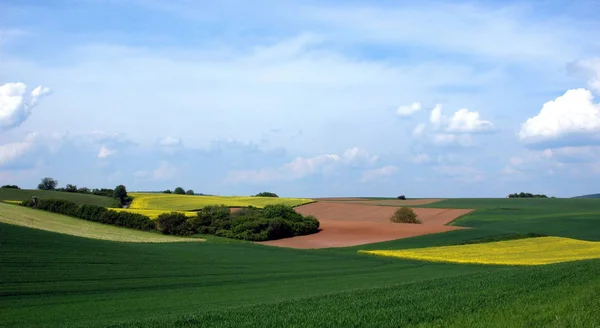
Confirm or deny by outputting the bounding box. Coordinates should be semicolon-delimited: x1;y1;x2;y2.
359;237;600;266
128;193;314;211
1;200;22;205
109;208;197;220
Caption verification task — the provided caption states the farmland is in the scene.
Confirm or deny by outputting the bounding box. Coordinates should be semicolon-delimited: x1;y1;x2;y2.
128;192;315;211
1;196;600;327
110;208;198;219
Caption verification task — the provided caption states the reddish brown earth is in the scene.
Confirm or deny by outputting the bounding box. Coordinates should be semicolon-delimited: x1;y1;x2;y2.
258;202;474;249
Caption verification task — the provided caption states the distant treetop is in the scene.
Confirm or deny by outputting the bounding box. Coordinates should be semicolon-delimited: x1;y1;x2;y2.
253;192;279;198
507;192;548;198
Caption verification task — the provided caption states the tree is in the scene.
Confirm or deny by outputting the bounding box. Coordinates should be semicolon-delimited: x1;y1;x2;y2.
65;184;77;192
1;185;20;189
113;185;128;206
390;207;421;224
254;191;279;197
77;187;90;194
174;187;186;195
163;189;172;194
38;177;58;191
185;189;194;195
397;195;406;200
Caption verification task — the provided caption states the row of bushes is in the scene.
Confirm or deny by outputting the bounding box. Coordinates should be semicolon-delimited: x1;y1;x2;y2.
1;185;20;189
507;192;549;198
156;204;320;241
22;199;155;231
20;199;320;241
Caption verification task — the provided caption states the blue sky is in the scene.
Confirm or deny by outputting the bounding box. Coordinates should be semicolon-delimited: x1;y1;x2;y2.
1;0;600;197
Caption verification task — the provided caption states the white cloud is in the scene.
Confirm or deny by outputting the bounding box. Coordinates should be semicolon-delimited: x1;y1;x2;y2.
158;136;182;147
0;82;50;132
224;147;376;183
360;165;398;182
412;123;426;137
396;102;421;116
0;133;38;167
429;104;442;126
519;88;600;144
432;134;474;147
447;108;494;133
341;147;378;165
97;146;116;159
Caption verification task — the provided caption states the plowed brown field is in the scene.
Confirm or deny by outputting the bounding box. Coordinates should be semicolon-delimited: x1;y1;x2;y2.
258;202;473;249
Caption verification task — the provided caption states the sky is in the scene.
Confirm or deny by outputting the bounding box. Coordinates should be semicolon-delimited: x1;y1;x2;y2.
1;0;600;198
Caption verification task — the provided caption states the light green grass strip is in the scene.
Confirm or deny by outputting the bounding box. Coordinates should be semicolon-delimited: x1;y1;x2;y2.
0;203;203;243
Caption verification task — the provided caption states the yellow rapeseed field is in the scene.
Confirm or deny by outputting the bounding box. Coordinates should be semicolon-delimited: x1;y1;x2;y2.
359;237;600;265
1;200;23;205
128;193;314;211
109;208;198;220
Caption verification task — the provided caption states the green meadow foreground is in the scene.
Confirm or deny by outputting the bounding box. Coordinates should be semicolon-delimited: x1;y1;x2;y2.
1;195;600;327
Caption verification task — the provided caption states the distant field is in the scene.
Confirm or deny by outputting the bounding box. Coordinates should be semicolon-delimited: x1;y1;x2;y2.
361;236;600;265
0;203;202;243
129;192;315;211
0;188;119;207
110;208;198;219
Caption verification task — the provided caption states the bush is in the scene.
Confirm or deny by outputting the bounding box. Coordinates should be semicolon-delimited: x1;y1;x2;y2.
1;185;20;189
186;189;194;195
390;207;421;224
190;204;319;241
22;199;156;231
156;212;193;235
397;195;406;200
253;192;279;198
173;187;186;195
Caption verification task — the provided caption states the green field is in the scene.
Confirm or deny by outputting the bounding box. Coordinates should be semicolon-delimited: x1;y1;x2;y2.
0;203;202;243
129;192;315;210
0;188;119;207
2;197;600;327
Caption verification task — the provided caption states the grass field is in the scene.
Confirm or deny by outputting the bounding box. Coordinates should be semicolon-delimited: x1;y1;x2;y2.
0;188;120;207
2;197;600;327
109;208;198;219
128;192;315;210
0;203;202;243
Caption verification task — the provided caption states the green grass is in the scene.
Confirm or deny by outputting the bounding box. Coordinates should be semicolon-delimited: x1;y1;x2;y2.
0;202;202;243
416;198;600;241
0;188;119;207
2;197;600;327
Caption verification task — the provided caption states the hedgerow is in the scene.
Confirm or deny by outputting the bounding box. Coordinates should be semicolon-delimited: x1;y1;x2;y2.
21;199;156;231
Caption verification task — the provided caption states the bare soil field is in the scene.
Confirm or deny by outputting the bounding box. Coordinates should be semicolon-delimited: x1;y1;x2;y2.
258;202;474;249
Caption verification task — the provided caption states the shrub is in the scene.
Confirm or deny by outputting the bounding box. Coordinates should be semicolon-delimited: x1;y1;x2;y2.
1;185;20;189
173;187;186;195
22;199;156;231
253;192;279;197
190;204;320;241
185;189;194;195
156;212;193;235
390;207;421;224
397;195;406;200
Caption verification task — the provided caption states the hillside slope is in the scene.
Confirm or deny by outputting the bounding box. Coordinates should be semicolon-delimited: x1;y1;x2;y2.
0;203;202;243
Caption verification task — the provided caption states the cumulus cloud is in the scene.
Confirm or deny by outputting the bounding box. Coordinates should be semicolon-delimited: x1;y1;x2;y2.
412;123;426;137
447;108;494;133
569;58;600;94
519;88;600;145
224;147;377;183
0;82;50;132
396;102;422;116
97;146;116;159
429;104;442;126
360;165;398;182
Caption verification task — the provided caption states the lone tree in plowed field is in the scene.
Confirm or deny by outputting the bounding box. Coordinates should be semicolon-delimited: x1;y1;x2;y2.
390;207;421;224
